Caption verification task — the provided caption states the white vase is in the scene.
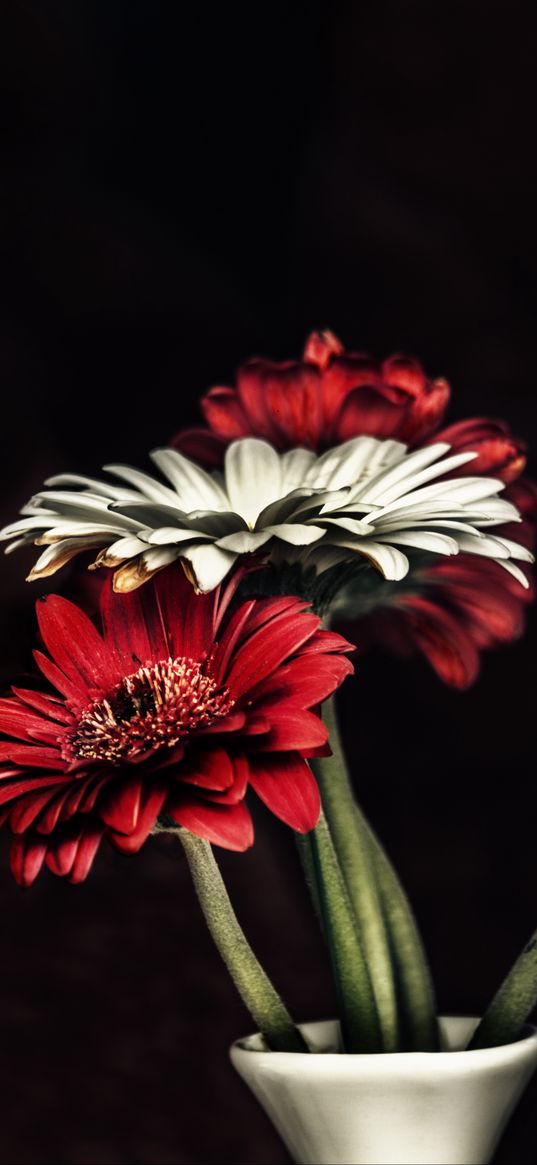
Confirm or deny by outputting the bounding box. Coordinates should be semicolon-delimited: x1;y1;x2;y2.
230;1015;537;1165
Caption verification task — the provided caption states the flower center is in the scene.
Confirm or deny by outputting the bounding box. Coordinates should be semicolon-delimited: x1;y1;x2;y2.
68;656;234;764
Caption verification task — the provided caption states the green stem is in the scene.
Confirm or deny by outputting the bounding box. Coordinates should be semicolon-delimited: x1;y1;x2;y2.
312;694;438;1051
310;809;382;1052
179;830;307;1052
295;832;324;931
363;812;439;1051
469;928;537;1049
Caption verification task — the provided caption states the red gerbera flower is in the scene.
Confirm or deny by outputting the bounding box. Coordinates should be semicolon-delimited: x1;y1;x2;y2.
173;329;450;464
0;568;353;886
172;331;534;688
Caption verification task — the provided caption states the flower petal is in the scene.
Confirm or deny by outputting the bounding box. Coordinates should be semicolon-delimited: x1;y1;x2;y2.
36;594;115;696
248;753;320;832
170;798;254;850
10;834;48;887
224;438;282;526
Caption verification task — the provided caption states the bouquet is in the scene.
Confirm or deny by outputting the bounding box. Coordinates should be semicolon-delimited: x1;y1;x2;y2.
0;329;535;1078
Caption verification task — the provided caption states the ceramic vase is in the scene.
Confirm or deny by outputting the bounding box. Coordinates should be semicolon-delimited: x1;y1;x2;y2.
230;1015;537;1165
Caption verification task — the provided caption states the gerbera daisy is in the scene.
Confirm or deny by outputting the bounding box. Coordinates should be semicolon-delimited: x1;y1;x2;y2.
0;567;353;886
173;329;450;462
0;437;531;594
171;330;535;687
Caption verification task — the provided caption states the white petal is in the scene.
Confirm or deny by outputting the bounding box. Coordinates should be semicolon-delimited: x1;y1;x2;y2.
27;536;108;579
369;477;504;521
462;499;520;524
37;520;141;539
225;439;282;526
280;449;318;493
146;527;211;545
369;517;482;536
319;516;376;537
373;530;460;555
367;500;468;526
324;536;410;580
103;463;182;507
455;533;511;559
263;523;326;545
354;449;477;506
4;537;35;554
0;516;53;539
150;447;228;511
497;560;531;588
181;543;237;592
306;437;405;491
440;475;505;500
490;537;534;563
350;442;451;502
99;535;151;561
216;530;273;552
112;546;181;592
44;473;141;501
35;491;142;530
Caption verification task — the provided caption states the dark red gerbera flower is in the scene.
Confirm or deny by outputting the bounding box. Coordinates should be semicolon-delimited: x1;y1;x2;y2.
172;331;534;688
356;456;536;688
0;568;353;886
173;329;451;464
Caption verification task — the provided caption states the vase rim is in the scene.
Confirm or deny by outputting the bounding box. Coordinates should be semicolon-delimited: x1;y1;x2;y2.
230;1014;537;1063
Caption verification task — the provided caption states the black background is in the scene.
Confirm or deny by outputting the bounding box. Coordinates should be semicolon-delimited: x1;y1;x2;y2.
1;3;537;1162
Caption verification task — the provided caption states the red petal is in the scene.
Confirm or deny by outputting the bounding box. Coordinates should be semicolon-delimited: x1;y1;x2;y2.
187;754;250;806
33;650;88;708
179;748;234;791
36;594;115;696
225;609;320;698
248;753;320;832
298;628;355;656
171;427;227;468
10;789;65;833
171;798;253;850
201;386;250;440
10;834;48;886
99;775;143;834
303;329;344;370
152;568;217;661
45;829;81;876
432;417;526;483
0;774;69;808
69;823;105;883
212;599;257;680
12;688;73;725
236;364;283;442
107;781;167;853
0;698;64;744
398;596;480;689
254;708;329;752
99;575;168;674
0;742;64;769
398;376;450;444
336;387;409;441
36;786;78;834
247;653;354;709
321;354;384;423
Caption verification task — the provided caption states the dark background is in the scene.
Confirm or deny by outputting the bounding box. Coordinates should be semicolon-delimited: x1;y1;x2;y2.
1;2;537;1162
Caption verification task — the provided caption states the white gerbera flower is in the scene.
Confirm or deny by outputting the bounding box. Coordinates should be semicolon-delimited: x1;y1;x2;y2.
1;437;532;593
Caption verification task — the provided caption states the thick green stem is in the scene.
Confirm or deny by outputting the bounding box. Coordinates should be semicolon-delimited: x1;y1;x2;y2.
310;810;382;1052
179;830;307;1052
295;832;324;931
469;929;537;1049
363;812;439;1051
312;694;438;1052
310;698;398;1051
